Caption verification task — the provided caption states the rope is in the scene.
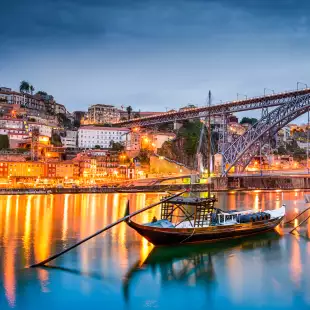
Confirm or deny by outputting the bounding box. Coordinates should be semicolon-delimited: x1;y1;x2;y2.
289;213;310;234
285;206;310;224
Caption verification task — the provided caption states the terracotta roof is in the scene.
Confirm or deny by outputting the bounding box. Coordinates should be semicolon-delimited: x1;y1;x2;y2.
79;126;129;131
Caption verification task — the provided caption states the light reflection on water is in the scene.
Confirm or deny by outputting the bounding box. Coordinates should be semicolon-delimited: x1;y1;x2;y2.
0;191;310;309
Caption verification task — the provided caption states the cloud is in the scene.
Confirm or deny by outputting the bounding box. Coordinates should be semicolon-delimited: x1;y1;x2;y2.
1;0;310;116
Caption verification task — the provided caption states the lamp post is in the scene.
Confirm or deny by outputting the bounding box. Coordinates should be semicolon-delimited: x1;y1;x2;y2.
297;82;308;90
264;88;275;96
237;93;247;100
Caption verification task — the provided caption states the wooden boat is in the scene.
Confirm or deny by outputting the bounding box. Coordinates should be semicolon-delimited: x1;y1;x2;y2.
126;196;285;246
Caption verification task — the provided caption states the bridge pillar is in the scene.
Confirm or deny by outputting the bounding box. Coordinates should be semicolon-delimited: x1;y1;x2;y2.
174;121;183;130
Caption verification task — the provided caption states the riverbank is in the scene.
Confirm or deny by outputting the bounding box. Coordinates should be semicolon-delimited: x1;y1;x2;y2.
0;183;209;195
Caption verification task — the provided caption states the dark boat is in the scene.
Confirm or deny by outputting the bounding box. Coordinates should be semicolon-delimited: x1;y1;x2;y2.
125;195;285;246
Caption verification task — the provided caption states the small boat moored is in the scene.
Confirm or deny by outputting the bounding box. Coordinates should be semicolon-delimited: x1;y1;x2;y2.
126;195;285;246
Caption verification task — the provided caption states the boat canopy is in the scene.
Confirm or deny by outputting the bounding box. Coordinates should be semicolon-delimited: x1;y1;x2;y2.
163;196;216;206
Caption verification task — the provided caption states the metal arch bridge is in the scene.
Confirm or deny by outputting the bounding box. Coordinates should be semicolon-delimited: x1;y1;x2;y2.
114;88;310;128
222;91;310;176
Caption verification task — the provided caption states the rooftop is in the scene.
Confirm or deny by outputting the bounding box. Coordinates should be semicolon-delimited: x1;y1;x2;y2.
79;126;129;131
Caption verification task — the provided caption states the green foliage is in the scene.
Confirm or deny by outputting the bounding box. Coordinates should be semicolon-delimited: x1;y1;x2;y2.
57;113;72;129
186;104;197;108
36;91;47;96
20;80;30;93
109;141;125;152
293;148;306;161
94;145;101;149
276;145;288;155
51;133;62;146
73;119;81;128
29;85;35;95
126;106;133;120
0;135;9;149
178;120;203;156
137;150;150;165
240;117;258;125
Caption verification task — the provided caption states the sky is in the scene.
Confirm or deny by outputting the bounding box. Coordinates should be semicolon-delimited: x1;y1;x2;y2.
0;0;310;120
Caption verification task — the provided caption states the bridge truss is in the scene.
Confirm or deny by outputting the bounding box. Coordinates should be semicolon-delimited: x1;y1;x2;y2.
115;89;310;128
222;92;310;175
115;88;310;175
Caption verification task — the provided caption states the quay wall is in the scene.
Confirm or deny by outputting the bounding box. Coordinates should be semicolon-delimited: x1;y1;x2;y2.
213;176;310;190
0;183;210;195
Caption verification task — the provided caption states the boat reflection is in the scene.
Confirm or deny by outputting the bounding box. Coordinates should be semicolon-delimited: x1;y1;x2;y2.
123;232;282;302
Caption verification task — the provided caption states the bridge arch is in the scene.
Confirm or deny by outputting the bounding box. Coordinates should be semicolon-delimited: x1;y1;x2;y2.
222;93;310;175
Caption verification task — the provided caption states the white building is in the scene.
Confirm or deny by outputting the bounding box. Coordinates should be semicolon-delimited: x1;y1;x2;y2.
28;123;53;137
61;130;77;148
152;132;176;150
0;118;24;130
78;126;129;149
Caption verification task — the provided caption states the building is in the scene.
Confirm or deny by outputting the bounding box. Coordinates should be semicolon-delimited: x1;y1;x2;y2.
73;111;86;122
0;88;45;110
125;131;141;151
152;132;176;150
88;104;120;124
118;109;163;120
27;122;53;137
60;130;77;148
0;118;29;148
45;161;80;179
6;161;45;177
78;126;129;149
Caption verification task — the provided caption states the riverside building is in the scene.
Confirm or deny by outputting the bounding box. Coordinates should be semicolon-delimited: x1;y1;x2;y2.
87;104;120;124
78;126;129;149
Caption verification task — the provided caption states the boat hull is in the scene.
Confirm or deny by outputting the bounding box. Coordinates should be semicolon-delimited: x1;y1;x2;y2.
126;216;284;246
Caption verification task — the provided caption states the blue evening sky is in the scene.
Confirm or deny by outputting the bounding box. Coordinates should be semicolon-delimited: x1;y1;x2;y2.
0;0;309;121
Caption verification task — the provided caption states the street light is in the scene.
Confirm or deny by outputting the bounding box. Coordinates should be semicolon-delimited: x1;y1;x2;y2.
297;82;308;90
237;93;247;100
264;88;275;96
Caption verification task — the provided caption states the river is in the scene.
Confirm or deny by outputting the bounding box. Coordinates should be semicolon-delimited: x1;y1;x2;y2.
0;191;310;309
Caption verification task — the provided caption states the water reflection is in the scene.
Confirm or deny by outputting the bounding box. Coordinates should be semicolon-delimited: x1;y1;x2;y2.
1;190;310;309
123;232;281;304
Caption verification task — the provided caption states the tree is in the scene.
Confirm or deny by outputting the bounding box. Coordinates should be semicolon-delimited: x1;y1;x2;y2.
110;140;125;152
240;117;258;125
51;133;62;146
0;135;9;149
187;104;197;108
94;145;101;149
19;80;30;93
126;106;133;120
137;149;150;165
29;85;35;95
36;91;47;96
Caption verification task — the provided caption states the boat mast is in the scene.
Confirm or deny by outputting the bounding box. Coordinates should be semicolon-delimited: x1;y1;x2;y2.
207;90;212;196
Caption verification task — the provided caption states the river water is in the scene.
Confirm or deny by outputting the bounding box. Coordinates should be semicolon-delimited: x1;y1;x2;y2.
0;191;310;310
